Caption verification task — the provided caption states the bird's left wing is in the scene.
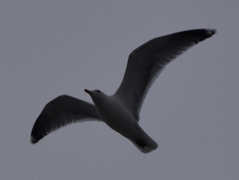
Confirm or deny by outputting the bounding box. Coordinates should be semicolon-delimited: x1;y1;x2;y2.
114;29;216;121
31;95;101;144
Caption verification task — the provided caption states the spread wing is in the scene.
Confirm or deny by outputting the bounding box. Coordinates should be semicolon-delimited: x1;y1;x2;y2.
114;29;216;121
31;95;101;143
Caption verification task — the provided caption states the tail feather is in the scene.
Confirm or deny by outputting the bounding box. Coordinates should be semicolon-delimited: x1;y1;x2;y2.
131;126;158;153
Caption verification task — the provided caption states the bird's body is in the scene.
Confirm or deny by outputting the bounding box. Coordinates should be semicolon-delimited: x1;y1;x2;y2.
31;29;216;153
85;90;158;153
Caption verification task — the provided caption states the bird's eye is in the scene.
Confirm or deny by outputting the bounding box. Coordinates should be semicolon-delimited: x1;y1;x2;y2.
96;90;100;93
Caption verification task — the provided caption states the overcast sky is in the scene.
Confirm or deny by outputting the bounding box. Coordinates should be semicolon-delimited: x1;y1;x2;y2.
1;1;239;180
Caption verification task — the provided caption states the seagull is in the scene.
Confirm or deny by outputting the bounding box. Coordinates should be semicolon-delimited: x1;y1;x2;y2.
30;29;216;153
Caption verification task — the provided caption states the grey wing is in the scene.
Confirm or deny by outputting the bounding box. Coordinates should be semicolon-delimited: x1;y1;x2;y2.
31;95;101;144
114;29;216;121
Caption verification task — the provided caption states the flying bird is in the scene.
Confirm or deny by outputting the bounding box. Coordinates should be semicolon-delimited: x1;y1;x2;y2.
31;29;216;153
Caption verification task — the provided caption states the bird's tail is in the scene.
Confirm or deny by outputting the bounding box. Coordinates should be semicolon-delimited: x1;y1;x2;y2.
131;125;158;153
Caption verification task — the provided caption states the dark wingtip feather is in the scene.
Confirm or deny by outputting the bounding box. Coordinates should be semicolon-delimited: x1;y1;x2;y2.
205;29;216;35
30;135;38;144
30;125;43;144
30;112;46;144
185;29;216;42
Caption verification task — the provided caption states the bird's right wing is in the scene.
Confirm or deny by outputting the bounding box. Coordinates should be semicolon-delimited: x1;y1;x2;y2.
31;95;101;144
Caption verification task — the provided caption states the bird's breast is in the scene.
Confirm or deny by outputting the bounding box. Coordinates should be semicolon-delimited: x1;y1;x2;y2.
95;97;137;138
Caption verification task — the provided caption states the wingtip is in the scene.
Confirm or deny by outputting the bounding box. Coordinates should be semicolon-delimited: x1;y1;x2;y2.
205;29;216;36
30;135;38;144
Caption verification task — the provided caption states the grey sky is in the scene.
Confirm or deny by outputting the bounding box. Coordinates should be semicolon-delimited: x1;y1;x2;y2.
1;1;238;180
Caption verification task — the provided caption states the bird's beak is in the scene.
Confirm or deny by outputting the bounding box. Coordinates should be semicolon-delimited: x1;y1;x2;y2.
84;89;91;95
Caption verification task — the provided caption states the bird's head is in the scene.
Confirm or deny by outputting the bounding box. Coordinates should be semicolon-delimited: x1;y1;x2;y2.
84;89;108;106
